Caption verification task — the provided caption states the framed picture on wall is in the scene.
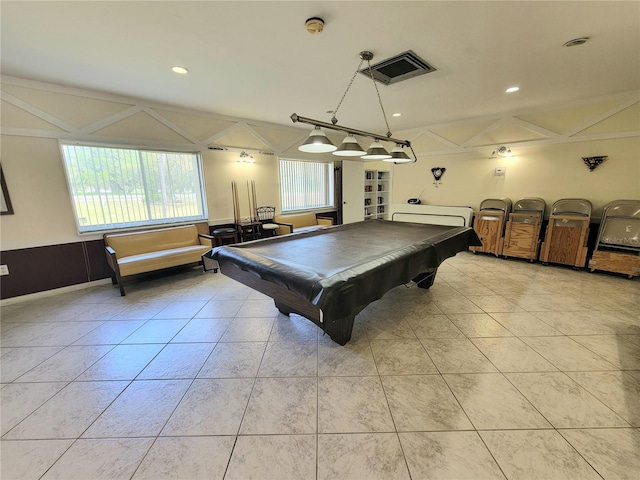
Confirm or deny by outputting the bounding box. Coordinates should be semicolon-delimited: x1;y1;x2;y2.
1;164;14;215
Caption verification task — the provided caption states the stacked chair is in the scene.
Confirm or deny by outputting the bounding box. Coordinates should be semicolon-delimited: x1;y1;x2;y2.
502;197;546;262
539;198;592;268
588;200;640;278
470;198;512;257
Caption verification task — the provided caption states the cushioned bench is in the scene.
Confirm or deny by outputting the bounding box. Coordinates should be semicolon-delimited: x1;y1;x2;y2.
273;212;334;235
104;224;215;296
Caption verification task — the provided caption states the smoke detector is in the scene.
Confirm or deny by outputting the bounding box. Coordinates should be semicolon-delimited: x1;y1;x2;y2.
305;17;325;35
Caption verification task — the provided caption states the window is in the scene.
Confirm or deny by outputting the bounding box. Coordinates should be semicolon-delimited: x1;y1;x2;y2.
279;158;334;212
60;143;207;233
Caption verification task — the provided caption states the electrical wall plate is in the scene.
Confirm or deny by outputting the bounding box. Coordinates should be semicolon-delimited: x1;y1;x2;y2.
494;167;506;176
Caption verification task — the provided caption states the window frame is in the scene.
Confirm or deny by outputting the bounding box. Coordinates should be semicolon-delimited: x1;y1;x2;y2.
59;141;208;235
278;157;335;214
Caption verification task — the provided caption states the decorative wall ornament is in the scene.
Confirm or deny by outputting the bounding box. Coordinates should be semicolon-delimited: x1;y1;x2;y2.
431;167;446;187
582;156;607;172
1;165;14;215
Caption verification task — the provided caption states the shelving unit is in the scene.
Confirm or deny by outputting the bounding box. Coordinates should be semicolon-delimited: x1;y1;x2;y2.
364;169;391;220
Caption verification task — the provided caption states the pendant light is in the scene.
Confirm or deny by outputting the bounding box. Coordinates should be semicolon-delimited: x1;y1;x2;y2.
298;126;337;153
385;144;412;163
292;50;417;163
332;134;366;156
362;140;391;160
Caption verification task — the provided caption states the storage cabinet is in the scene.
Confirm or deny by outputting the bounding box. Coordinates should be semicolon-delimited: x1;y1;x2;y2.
364;169;391;220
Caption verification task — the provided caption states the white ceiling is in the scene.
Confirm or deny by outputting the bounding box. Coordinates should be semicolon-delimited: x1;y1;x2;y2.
2;1;639;135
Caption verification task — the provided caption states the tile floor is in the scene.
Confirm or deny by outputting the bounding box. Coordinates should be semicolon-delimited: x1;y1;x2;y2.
1;252;639;479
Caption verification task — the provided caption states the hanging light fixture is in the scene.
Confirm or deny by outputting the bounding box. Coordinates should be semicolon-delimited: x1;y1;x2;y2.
298;126;337;153
332;133;366;157
292;50;416;164
362;140;391;160
387;144;412;163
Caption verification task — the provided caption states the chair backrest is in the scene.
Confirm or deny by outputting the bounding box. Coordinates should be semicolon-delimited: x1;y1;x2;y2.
256;206;276;222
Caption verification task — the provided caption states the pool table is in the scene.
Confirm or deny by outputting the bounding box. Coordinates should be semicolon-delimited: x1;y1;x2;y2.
208;219;481;345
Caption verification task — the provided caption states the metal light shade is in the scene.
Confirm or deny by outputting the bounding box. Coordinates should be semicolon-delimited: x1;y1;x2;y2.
385;144;412;163
361;140;391;160
332;134;367;156
298;126;337;153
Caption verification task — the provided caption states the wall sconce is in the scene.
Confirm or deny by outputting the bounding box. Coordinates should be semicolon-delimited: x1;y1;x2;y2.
489;146;513;158
582;156;607;172
291;51;416;164
238;151;255;164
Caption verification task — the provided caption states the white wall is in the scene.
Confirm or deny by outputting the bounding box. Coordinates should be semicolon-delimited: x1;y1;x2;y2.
1;77;638;252
392;137;640;219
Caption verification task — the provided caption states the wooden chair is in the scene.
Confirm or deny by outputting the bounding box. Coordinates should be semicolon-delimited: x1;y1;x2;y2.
256;206;280;237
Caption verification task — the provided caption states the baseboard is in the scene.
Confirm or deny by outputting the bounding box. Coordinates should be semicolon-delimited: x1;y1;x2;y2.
0;279;112;306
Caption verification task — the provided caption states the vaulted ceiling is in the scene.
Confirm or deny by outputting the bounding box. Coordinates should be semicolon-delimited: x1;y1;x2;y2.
2;0;639;141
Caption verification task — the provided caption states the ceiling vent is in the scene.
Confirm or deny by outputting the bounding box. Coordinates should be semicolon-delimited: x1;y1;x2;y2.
359;50;436;85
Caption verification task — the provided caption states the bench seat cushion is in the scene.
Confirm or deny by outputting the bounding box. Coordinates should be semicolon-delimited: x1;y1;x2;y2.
118;245;212;276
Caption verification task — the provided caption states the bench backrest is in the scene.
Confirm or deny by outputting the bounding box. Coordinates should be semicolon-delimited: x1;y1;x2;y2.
104;224;199;257
274;212;318;229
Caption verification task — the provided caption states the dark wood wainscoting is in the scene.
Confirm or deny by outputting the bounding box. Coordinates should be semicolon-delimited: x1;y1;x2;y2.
0;240;111;300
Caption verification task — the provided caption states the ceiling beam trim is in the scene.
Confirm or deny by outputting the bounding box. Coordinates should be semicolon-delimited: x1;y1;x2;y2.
143;107;201;145
77;106;142;135
566;97;640;137
0;91;76;132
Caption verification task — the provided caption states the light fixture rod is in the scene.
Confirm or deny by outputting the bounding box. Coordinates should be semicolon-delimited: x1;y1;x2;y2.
290;114;411;148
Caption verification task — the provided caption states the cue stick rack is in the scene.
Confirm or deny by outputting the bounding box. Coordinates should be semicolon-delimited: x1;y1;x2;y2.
231;180;261;241
231;179;258;223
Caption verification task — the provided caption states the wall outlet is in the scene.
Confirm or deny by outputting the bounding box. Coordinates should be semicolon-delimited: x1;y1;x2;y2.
0;265;8;276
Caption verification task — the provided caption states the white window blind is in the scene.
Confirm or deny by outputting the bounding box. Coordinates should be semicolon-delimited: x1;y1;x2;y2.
60;143;207;233
279;158;334;212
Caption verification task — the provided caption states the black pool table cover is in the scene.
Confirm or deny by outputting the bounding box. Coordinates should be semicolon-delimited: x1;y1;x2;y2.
210;220;481;344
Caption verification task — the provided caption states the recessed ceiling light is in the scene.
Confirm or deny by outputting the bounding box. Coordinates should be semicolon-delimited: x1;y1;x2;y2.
171;66;188;74
392;113;402;117
505;86;520;93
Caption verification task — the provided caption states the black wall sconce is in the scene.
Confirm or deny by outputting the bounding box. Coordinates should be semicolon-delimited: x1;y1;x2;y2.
582;156;607;172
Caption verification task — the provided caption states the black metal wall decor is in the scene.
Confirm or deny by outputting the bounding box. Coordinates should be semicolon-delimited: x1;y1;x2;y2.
582;156;607;172
1;164;14;215
431;167;446;187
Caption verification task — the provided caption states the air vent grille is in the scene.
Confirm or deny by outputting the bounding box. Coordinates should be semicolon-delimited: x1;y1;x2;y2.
360;51;436;85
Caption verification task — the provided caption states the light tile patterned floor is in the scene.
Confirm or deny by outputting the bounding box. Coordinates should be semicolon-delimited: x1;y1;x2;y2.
1;252;639;479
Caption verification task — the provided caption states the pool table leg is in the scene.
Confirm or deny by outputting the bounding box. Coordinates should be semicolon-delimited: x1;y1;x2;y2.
413;268;437;289
324;314;355;346
274;299;354;345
